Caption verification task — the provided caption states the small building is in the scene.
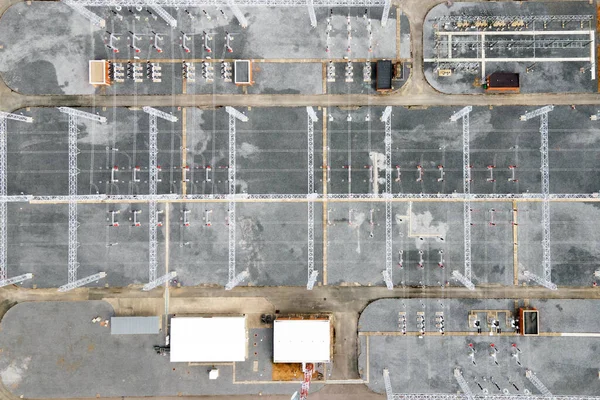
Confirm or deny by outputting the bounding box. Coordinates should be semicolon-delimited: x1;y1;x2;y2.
89;60;110;86
170;316;247;363
376;60;393;92
234;60;253;86
111;316;160;335
485;72;520;93
273;317;332;364
519;308;539;336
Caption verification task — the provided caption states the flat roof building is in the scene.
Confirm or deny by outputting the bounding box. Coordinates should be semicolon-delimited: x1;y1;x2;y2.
273;318;331;364
234;60;252;86
170;316;247;363
89;60;110;86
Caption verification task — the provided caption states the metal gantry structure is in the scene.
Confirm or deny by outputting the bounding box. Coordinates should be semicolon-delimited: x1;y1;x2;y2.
381;106;393;290
453;369;474;400
383;369;394;400
57;107;108;292
392;395;600;400
0;112;34;288
525;370;553;397
450;106;475;291
225;106;248;290
520;106;556;290
306;107;319;290
65;0;390;28
142;106;178;290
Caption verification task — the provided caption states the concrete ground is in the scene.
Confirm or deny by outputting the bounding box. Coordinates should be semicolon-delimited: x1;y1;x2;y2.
0;301;326;398
4;105;600;289
0;3;401;96
423;1;597;94
358;298;600;396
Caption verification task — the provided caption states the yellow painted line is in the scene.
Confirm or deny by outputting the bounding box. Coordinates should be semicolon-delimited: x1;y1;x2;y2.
513;200;519;286
322;107;328;285
181;108;187;196
396;7;401;61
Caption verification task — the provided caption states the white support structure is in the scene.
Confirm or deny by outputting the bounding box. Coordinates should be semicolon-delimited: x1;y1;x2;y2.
62;0;105;27
58;107;106;292
383;369;394;400
520;106;554;284
142;107;177;286
450;107;475;290
0;112;33;286
68;0;387;7
393;395;600;400
0;273;34;288
522;270;557;291
227;0;248;27
525;370;553;397
58;272;106;292
451;270;475;291
225;107;248;290
381;106;393;290
225;270;249;290
142;271;177;291
453;369;474;400
306;107;318;290
150;5;177;27
307;0;317;27
381;0;391;27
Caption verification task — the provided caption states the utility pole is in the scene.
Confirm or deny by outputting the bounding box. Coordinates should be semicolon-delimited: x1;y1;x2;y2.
0;112;34;287
142;107;178;290
520;105;555;289
57;107;107;292
225;107;248;290
450;106;475;290
381;106;393;290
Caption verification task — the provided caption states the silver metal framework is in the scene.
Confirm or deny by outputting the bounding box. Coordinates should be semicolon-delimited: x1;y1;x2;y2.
381;106;393;290
306;107;318;290
68;0;387;7
393;395;599;400
522;270;557;291
0;112;33;287
225;107;248;289
520;106;554;285
58;272;107;292
380;0;391;27
62;0;105;27
450;106;474;290
150;5;177;27
453;369;474;400
143;107;177;287
58;107;107;292
525;370;553;397
383;369;394;400
433;14;593;24
143;271;177;291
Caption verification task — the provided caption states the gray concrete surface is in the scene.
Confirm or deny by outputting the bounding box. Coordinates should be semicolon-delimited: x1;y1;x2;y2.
424;2;597;94
0;3;399;95
358;298;600;396
0;301;326;398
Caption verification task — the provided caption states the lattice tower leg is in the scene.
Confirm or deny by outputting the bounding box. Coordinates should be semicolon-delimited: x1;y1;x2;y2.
381;0;391;27
462;113;472;281
148;114;158;283
0;118;6;281
539;112;552;282
384;114;393;288
383;369;394;400
227;0;248;28
307;111;315;287
68;115;80;284
228;113;236;284
307;0;317;27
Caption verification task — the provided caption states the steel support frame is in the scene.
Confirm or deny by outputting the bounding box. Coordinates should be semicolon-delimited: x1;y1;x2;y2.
382;106;393;290
68;0;387;7
227;0;248;28
306;107;317;289
62;0;106;27
0;118;6;282
381;0;391;27
383;369;394;400
148;113;158;284
150;5;177;27
67;114;80;285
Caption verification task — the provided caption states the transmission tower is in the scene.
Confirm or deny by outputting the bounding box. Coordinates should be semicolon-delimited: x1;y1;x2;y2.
143;270;177;291
307;0;316;27
225;107;248;290
525;370;552;397
520;106;554;287
149;5;177;27
449;106;475;290
142;107;177;289
383;369;394;400
453;369;474;400
57;107;107;292
0;112;34;287
306;107;319;290
226;0;248;27
62;0;105;27
381;106;393;290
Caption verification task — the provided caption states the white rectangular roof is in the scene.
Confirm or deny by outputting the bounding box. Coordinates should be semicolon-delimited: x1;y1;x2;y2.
170;317;247;363
273;319;331;363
